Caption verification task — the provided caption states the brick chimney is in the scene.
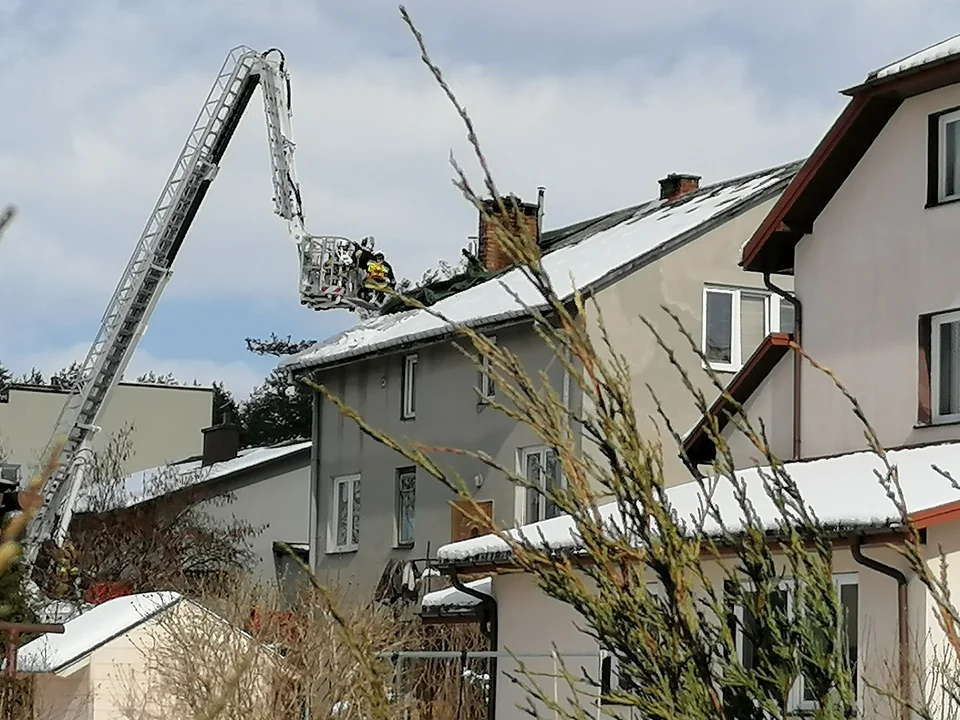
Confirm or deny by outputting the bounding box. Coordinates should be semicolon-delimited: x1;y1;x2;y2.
658;173;701;201
477;194;541;272
201;411;241;467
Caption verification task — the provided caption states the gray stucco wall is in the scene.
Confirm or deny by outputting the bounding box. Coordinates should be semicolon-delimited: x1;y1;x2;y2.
196;451;311;588
586;197;793;487
310;321;567;597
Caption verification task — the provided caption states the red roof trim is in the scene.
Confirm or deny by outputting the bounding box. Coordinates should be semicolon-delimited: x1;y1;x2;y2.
683;333;792;465
740;96;871;273
740;55;960;275
909;499;960;530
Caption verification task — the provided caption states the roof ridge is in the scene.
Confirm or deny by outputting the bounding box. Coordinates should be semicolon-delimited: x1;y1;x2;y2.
285;160;800;374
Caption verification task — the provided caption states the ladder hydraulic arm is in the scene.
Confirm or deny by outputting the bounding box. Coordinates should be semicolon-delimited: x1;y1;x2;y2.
23;46;379;565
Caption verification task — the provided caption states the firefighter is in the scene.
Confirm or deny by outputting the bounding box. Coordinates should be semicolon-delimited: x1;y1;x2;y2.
365;252;396;306
351;237;378;303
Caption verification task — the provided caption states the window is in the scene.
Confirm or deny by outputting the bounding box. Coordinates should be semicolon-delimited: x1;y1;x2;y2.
401;354;417;419
517;446;563;524
600;583;664;710
731;574;859;712
0;464;20;486
395;467;416;547
933;108;960;204
702;285;795;372
930;310;960;423
479;335;496;401
329;474;360;552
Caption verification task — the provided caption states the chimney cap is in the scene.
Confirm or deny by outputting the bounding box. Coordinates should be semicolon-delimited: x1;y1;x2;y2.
658;173;702;201
661;172;702;181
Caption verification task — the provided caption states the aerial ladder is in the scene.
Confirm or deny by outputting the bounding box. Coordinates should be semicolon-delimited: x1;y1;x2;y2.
22;46;387;567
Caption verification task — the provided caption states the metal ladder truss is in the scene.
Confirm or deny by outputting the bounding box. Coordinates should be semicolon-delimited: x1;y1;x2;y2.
26;46;383;562
22;49;273;559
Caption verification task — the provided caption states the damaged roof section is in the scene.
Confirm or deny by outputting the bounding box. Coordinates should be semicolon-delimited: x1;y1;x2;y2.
282;161;801;374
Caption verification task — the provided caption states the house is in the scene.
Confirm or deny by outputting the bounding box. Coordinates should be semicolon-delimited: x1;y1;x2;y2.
684;31;960;470
425;442;960;718
415;32;960;720
74;419;311;601
16;591;276;719
0;381;214;484
281;163;801;598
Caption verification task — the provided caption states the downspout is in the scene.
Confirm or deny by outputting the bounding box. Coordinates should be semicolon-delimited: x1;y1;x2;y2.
851;535;909;720
763;272;802;460
451;571;499;720
307;378;322;572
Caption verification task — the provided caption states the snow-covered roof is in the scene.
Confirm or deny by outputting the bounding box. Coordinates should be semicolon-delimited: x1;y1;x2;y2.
436;441;960;566
282;162;800;373
18;592;182;674
871;32;960;80
78;440;311;513
421;577;492;609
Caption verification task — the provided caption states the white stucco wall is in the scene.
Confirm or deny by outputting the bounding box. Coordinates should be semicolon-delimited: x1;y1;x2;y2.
491;539;930;720
792;83;960;458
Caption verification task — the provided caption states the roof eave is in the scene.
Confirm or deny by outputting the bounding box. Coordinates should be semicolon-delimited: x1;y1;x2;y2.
683;333;793;465
743;55;960;275
740;94;900;274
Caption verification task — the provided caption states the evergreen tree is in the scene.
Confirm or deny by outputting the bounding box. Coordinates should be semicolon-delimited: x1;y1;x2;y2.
0;363;10;387
17;368;44;385
211;381;241;426
50;361;83;390
239;334;316;447
136;371;180;385
240;369;311;447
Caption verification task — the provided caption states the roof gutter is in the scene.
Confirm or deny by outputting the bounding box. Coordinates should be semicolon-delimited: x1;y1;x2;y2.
850;534;909;720
451;571;498;720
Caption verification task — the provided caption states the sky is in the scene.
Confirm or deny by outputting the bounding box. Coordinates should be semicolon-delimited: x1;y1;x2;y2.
0;0;958;398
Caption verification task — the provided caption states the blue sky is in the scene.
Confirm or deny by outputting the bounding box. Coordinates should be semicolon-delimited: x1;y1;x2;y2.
0;0;958;397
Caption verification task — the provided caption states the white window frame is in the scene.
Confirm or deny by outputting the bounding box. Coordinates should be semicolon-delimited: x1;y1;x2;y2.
931;309;960;424
732;573;859;713
514;445;565;526
938;109;960;203
395;467;416;547
702;285;793;373
599;582;665;710
328;474;361;553
479;335;496;401
401;354;417;419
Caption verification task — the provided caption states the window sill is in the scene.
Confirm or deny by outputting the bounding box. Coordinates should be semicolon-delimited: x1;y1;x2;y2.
915;417;960;429
702;360;739;375
326;546;358;555
394;542;415;550
925;195;960;209
400;414;416;422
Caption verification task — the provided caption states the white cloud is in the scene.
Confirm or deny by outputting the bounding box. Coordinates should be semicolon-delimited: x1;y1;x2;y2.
3;0;960;378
